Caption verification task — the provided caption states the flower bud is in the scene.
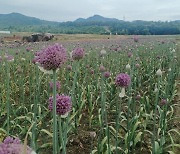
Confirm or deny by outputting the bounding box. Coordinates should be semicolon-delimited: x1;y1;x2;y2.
154;85;158;93
100;49;107;56
126;64;131;70
135;63;140;68
156;69;162;76
103;71;110;78
136;95;141;100
160;99;167;106
119;87;125;98
99;65;106;72
89;131;96;138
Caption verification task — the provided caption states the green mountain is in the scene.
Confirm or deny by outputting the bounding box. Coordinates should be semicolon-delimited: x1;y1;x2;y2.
75;15;120;22
0;12;58;27
0;12;180;35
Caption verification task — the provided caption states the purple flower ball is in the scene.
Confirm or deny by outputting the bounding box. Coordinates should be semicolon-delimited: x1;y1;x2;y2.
0;137;33;154
32;57;38;64
128;52;133;58
160;99;167;106
26;47;31;52
66;65;72;71
3;137;21;144
115;73;131;87
90;69;94;75
135;63;140;68
0;143;33;154
72;48;85;60
136;95;141;100
49;81;61;91
133;36;139;42
34;43;67;70
48;94;72;116
99;65;106;72
5;55;14;62
103;71;111;78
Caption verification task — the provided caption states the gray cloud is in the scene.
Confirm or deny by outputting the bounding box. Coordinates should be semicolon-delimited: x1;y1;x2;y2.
0;0;180;21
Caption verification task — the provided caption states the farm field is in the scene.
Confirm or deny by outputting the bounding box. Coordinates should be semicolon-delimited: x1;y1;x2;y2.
0;34;180;154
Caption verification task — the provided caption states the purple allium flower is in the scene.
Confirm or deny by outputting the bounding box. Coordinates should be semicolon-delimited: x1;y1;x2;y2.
26;47;31;52
34;43;67;71
49;81;61;91
0;137;34;154
90;69;94;75
5;55;14;62
135;63;140;68
99;65;106;72
0;143;34;154
48;94;72;116
128;52;133;58
32;56;39;64
133;36;139;43
113;48;118;51
136;95;141;101
71;48;85;60
103;71;110;78
115;73;131;87
66;65;72;71
160;99;167;106
3;137;21;144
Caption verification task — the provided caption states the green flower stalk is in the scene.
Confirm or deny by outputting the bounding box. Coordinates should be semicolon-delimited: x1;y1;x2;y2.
100;73;111;153
33;43;67;154
115;73;131;154
49;94;72;154
53;70;58;154
31;67;39;151
152;69;162;154
5;62;10;135
71;47;85;131
71;61;80;131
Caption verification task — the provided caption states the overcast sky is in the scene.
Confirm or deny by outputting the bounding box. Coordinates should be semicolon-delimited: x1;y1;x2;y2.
0;0;180;22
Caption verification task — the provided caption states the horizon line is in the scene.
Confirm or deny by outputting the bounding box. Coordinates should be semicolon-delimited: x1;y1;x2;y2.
0;12;180;23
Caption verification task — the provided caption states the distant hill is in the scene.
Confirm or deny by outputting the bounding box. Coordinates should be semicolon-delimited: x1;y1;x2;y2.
0;12;58;27
0;12;180;35
75;15;120;22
